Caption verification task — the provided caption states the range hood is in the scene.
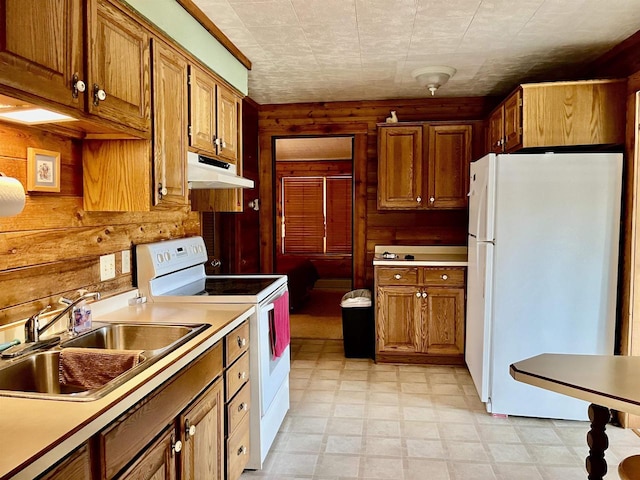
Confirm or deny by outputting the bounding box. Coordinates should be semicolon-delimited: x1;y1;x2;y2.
187;152;254;189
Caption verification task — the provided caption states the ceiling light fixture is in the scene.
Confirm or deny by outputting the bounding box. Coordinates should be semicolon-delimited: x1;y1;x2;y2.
412;66;457;96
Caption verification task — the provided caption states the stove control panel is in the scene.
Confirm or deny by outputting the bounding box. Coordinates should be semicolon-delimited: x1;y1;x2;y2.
137;236;208;280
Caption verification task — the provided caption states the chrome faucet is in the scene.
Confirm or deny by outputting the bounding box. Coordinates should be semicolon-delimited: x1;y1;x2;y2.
24;291;101;343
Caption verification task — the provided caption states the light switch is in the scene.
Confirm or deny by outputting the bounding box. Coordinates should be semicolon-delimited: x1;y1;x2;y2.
122;250;131;274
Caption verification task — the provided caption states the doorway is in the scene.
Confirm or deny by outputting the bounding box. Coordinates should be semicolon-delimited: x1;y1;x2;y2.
274;136;354;339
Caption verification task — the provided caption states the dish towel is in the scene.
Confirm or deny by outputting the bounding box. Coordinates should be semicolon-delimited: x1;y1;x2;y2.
59;347;143;390
270;291;290;359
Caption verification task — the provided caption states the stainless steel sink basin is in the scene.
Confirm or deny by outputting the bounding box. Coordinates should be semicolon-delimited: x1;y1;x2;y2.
0;323;209;401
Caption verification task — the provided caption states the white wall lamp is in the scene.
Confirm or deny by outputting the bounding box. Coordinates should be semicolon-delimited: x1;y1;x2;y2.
412;66;457;96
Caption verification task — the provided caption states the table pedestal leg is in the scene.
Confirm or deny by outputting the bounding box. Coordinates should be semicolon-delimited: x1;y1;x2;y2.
585;403;610;480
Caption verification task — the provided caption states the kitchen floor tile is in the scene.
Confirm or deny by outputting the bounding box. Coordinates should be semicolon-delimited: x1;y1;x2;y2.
241;338;640;480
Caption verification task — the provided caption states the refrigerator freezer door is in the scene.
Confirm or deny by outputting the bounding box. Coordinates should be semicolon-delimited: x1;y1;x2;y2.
465;235;493;402
468;154;496;241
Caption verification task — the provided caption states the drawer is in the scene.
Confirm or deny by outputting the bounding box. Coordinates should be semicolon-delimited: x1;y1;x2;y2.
422;268;465;286
376;267;418;285
227;414;250;480
226;321;249;366
227;380;251;434
226;351;250;401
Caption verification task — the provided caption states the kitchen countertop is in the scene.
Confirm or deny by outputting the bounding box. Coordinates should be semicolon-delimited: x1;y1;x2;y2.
373;245;468;267
1;295;255;480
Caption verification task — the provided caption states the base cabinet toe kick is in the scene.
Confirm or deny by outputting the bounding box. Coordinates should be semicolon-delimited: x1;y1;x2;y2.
33;320;251;480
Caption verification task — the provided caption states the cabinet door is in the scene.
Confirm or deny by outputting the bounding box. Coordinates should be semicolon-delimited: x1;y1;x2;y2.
152;40;189;207
180;377;224;480
422;287;465;355
0;0;83;109
487;106;504;153
189;64;217;155
376;285;422;354
217;84;240;164
377;125;424;209
119;427;177;480
426;124;472;209
87;0;151;133
39;444;91;480
503;90;522;152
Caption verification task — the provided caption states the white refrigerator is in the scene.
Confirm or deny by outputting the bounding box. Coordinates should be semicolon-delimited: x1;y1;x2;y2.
465;152;622;420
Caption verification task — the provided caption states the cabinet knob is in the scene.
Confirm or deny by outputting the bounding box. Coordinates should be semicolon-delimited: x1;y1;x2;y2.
416;196;422;203
441;274;448;280
72;73;85;98
238;402;248;412
158;183;168;198
422;292;428;298
237;445;247;456
416;292;421;298
394;274;401;280
210;259;222;268
239;371;247;380
237;336;246;348
429;197;435;203
93;84;106;105
185;419;196;440
172;438;182;455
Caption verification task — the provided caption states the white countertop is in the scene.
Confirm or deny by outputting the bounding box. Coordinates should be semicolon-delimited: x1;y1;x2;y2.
373;245;468;267
1;296;255;480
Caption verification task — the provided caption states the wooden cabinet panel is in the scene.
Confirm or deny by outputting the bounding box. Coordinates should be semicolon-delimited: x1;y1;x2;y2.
0;0;83;109
376;285;421;354
119;427;177;480
424;287;465;355
487;106;504;153
377;125;423;209
38;444;92;480
180;377;224;480
427;124;472;209
226;351;249;401
421;267;465;287
227;381;250;434
375;267;418;285
226;414;250;480
503;90;522;152
217;84;240;164
152;39;189;207
189;64;217;153
87;0;151;133
225;322;250;366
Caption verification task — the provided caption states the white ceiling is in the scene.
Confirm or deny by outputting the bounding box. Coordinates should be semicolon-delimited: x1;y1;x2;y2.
191;0;640;105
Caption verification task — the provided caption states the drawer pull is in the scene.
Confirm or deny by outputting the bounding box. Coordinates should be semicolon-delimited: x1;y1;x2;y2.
441;274;448;280
238;371;247;380
416;292;421;298
422;292;427;298
394;274;401;279
238;402;248;412
237;336;247;348
237;445;247;456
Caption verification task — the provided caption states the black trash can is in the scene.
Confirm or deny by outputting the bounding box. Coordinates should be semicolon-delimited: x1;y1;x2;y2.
341;289;375;359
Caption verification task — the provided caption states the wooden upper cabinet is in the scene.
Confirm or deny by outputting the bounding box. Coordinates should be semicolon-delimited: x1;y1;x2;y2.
217;84;240;164
0;0;84;109
152;39;189;208
503;90;522;151
487;106;504;153
378;122;472;210
485;79;626;154
189;64;217;153
377;125;424;209
427;124;472;209
189;64;242;165
86;0;151;133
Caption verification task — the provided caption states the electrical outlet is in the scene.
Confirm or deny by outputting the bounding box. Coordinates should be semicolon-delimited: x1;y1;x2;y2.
100;254;116;281
122;250;131;274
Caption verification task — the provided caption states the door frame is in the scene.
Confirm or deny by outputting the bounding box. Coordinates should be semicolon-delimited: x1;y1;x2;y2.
259;124;368;288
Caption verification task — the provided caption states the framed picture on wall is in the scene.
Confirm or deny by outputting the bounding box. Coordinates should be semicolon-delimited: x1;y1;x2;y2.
27;147;60;192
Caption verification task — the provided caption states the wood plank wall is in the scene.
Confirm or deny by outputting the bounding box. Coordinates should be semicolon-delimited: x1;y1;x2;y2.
0;122;199;327
258;97;496;288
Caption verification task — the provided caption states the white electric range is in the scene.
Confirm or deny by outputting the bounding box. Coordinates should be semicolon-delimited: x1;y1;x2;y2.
135;236;289;471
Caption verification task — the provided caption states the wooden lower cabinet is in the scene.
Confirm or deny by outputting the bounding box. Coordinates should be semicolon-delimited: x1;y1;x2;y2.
180;378;224;480
375;266;465;364
38;444;92;480
118;427;177;480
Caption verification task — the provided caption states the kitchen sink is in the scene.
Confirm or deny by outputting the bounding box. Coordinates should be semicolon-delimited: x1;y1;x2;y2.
0;323;209;401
